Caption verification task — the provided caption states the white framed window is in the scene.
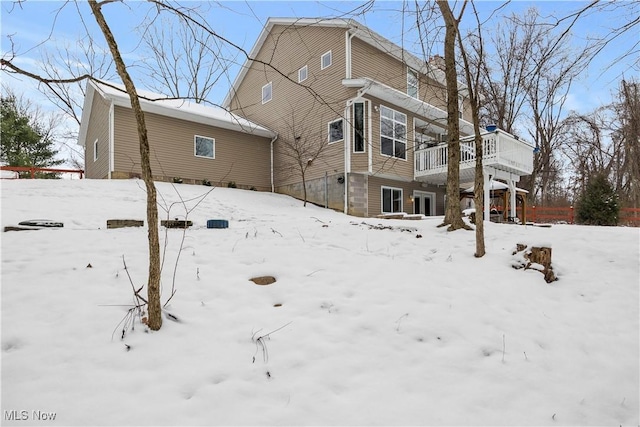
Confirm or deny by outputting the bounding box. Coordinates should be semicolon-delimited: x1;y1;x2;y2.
93;139;98;162
262;82;272;104
321;50;332;70
382;186;403;214
328;118;344;144
194;135;215;159
380;105;407;160
298;65;308;83
353;102;365;153
407;68;419;98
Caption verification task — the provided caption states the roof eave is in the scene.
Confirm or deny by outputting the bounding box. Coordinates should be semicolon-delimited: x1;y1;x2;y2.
77;80;99;147
342;78;474;135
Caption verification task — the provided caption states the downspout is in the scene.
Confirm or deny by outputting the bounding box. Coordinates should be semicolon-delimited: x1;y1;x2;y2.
344;100;352;214
345;29;357;79
270;133;278;193
343;28;357;214
109;101;115;179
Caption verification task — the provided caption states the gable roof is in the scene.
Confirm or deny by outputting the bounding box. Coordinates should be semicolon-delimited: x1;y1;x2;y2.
78;80;276;146
222;17;451;109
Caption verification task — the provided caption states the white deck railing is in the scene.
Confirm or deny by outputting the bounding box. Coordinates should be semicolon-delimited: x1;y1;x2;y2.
415;129;534;179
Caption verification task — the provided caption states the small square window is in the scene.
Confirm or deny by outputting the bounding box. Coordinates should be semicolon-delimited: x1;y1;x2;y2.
93;139;98;162
195;135;215;159
262;82;272;104
321;51;332;70
328;118;343;143
298;65;308;83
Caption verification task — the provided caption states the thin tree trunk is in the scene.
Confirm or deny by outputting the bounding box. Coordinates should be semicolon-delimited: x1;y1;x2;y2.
472;126;485;257
437;0;469;231
89;0;162;330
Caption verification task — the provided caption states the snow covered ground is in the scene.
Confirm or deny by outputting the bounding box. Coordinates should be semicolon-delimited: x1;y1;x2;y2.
1;179;638;426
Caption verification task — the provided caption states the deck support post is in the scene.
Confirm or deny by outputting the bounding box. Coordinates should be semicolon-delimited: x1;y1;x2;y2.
483;169;491;222
509;178;517;220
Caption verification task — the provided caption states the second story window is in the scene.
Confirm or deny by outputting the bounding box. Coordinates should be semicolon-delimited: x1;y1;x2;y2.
380;105;407;160
328;118;344;143
298;65;308;83
321;51;332;70
262;82;272;104
407;68;419;98
93;139;98;162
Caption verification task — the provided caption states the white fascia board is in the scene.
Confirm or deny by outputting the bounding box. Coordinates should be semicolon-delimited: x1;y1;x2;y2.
77;80;98;147
343;78;474;135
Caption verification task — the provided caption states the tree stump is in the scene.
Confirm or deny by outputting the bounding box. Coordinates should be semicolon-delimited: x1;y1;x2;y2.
527;247;557;283
512;244;557;283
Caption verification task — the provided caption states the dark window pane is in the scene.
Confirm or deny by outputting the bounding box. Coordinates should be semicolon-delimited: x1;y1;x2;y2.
329;120;343;143
393;189;402;212
383;188;391;212
354;103;364;152
381;137;393;156
395;141;406;159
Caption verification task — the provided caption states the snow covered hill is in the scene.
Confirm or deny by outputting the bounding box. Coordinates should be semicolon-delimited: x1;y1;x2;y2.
1;179;638;426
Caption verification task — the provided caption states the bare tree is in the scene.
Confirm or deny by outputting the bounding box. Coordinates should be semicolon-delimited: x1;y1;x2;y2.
87;0;162;331
477;7;595;205
435;0;470;231
559;109;614;200
37;31;116;168
457;1;485;256
138;14;234;103
274;103;336;207
613;78;640;207
473;9;536;135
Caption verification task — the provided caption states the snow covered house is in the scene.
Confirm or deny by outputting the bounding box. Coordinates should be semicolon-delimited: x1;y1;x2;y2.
78;18;534;219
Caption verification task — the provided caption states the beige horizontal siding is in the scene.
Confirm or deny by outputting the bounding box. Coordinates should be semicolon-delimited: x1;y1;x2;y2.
85;94;111;179
351;37;448;112
229;24;359;188
113;106;272;190
367;175;445;217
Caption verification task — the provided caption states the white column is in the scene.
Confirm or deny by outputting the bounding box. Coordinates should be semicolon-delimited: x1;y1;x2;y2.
509;178;517;220
484;170;491;222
